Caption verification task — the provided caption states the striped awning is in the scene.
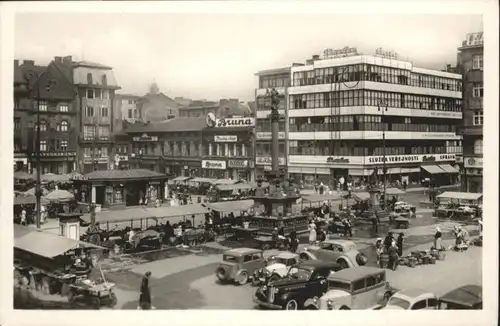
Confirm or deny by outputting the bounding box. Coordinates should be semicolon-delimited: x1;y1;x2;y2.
421;165;446;174
438;164;460;174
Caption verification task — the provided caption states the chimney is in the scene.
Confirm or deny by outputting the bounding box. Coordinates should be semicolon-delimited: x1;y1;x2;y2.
306;59;313;65
63;56;73;66
312;54;320;61
23;60;34;66
14;59;19;67
55;56;63;63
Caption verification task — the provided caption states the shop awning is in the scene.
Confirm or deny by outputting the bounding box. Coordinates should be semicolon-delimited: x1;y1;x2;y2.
80;169;167;182
173;176;192;182
41;173;72;183
14;195;49;206
14;225;103;259
385;187;405;196
303;193;342;203
352;192;371;201
438;164;460;174
204;199;255;212
348;169;372;176
145;204;209;219
216;183;254;192
421;165;446;174
81;207;153;224
213;179;241;185
437;192;482;201
14;171;35;180
190;177;217;184
401;167;420;173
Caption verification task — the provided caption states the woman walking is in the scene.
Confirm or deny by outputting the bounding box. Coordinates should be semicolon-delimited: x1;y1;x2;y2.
308;220;317;244
434;226;443;250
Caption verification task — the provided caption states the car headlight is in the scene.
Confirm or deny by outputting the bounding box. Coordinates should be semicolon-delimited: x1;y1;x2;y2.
327;299;333;309
265;269;271;275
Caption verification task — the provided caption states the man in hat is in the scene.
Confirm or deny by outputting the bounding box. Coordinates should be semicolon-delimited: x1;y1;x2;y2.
139;271;153;309
396;233;404;257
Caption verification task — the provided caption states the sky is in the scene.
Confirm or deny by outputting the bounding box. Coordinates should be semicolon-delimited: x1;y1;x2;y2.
14;12;483;102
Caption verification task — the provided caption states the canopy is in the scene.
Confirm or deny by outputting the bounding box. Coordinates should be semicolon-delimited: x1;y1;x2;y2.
421;165;446;174
216;183;254;192
213;179;240;185
46;189;75;202
172;176;192;182
41;173;72;183
190;177;217;184
14;171;35;180
439;285;482;308
14;195;49;206
23;187;49;197
438;164;460;174
352;192;371;201
385;187;405;196
303;193;342;203
14;224;103;259
437;192;482;201
204;199;255;212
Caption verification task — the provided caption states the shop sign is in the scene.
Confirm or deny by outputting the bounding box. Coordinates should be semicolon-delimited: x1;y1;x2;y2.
216;117;255;128
463;32;483;47
375;47;398;60
215;135;238;142
202;160;226;170
323;46;358;59
255;156;286;166
133;133;158;142
228;160;248;168
83;157;108;164
464;157;483;169
256;132;286;140
326;157;350;164
366;154;456;165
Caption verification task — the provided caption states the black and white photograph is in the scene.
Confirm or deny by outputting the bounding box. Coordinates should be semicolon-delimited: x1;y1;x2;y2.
0;1;497;326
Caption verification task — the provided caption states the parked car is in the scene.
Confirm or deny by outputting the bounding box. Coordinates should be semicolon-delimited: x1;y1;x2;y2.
215;248;267;285
438;285;482;310
312;267;395;310
253;260;342;310
299;239;368;269
382;289;438;310
252;252;300;286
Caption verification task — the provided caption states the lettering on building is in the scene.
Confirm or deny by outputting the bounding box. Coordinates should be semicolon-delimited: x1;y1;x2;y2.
375;47;398;60
256;157;286;166
214;135;238;142
422;155;436;163
367;154;456;164
133;133;159;142
463;32;483;47
216;117;255;128
228;160;248;168
323;46;358;59
202;160;226;170
326;157;350;164
256;132;286;140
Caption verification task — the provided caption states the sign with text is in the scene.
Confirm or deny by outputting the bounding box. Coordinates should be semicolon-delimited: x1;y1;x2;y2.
202;160;226;170
255;156;286;166
463;32;483;47
83;157;108;164
375;47;398;60
366;154;456;165
327;157;350;164
133;133;158;142
228;160;248;168
215;117;255;128
256;132;286;140
323;46;358;59
464;157;483;169
215;135;238;142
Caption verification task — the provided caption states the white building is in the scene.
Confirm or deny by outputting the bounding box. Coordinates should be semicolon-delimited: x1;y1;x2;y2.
285;51;463;188
115;94;141;123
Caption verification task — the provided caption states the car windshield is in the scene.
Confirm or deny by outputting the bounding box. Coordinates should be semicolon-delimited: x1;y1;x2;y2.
327;280;351;291
274;258;294;265
223;255;238;262
287;267;312;280
387;297;411;309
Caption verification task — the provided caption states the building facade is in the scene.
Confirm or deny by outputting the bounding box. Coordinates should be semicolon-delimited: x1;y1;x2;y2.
457;32;483;193
114;94;141;125
137;86;180;123
254;67;290;179
178;98;251;118
73;61;121;173
286;51;463;188
14;57;78;174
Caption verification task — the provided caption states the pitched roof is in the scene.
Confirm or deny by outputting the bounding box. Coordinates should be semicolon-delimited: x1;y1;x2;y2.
14;62;25;84
20;61;75;100
126;117;206;133
74;61;112;69
81;169;167;181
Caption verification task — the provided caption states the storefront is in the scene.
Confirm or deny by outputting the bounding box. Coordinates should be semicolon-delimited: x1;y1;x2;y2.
71;169;168;208
201;159;228;179
462;157;483;193
227;159;252;181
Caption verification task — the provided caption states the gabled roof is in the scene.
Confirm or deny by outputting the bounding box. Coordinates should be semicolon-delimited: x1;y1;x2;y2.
20;61;75;100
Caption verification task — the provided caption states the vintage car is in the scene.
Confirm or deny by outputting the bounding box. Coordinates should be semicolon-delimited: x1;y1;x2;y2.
312;267;395;310
252;252;300;286
438;285;482;309
299;239;368;269
253;260;342;310
382;288;438;310
215;248;267;285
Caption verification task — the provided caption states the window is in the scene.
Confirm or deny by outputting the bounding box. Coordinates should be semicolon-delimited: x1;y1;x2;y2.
101;74;107;86
128;109;133;119
38;101;48;111
98;125;110;140
58;139;68;151
243;255;252;262
474;139;483;155
84;148;92;158
57;120;69;132
472;83;483;98
100;147;108;157
86;89;94;99
472;55;483;70
87;73;93;85
352;279;365;291
427;298;438;308
14;119;20;130
366;276;377;287
39;120;47;131
128;100;134;104
83;125;95;140
85;106;94;117
40;140;47;151
100;107;109;117
102;90;109;100
59;103;69;112
473;111;483;126
411;300;427;310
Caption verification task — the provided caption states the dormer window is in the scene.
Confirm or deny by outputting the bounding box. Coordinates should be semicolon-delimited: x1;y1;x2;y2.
87;73;93;85
102;74;107;86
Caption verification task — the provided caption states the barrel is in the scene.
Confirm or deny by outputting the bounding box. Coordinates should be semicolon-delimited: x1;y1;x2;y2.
379;253;389;268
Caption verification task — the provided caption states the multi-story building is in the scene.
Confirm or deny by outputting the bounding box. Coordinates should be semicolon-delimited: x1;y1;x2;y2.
73;60;121;173
14;57;78;174
254;67;290;179
178;98;251;118
114;94;141;125
137;83;180;122
456;32;483;193
286;49;463;188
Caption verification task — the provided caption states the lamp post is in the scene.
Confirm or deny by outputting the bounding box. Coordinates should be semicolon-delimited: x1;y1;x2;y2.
138;149;143;169
377;99;388;211
25;70;56;229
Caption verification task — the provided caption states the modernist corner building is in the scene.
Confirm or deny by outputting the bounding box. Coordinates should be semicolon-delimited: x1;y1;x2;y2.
269;47;463;187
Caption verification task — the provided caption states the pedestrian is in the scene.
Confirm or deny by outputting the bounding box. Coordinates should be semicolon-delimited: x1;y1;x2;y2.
289;228;298;253
387;241;399;270
342;217;352;237
371;215;378;234
396;233;404;257
383;232;393;252
433;226;443;250
375;238;383;267
139;271;153;309
20;206;27;225
308;220;317;244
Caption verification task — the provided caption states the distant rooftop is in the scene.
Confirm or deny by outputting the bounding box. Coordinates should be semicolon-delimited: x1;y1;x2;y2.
255;67;291;76
73;61;113;70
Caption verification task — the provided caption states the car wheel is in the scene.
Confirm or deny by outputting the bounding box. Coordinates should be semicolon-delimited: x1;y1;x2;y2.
337;259;349;269
339;306;350;310
356;253;368;266
284;299;299;310
299;253;310;261
268;275;280;283
236;271;249;285
216;268;227;282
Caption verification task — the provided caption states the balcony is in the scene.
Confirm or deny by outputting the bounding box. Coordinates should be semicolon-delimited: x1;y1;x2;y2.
457;125;483;136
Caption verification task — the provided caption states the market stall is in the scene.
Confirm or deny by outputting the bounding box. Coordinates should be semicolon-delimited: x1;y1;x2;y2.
204;199;255;214
434;192;482;219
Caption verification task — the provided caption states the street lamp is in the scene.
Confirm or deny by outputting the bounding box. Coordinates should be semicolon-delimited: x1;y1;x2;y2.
24;70;57;229
138;149;143;169
377;99;388;211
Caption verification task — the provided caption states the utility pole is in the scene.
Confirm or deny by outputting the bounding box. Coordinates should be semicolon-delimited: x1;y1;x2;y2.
378;99;388;211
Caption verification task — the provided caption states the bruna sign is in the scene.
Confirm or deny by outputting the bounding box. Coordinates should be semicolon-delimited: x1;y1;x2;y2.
202;160;226;170
215;117;255;128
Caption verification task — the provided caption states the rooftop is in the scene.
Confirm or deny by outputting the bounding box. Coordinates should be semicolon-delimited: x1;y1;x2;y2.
393;288;435;300
73;61;113;70
126;117;207;133
79;169;167;181
255;67;291;76
225;247;262;256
